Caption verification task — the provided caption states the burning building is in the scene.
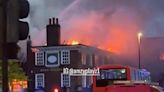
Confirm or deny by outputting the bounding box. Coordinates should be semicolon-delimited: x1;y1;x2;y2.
23;18;113;92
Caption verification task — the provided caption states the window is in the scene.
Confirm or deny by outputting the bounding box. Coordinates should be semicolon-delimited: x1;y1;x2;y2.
35;73;44;89
97;69;127;80
35;52;44;66
86;76;92;88
61;50;70;65
96;69;126;87
86;54;93;66
82;76;86;87
82;76;92;88
82;54;86;65
94;55;100;66
61;73;70;87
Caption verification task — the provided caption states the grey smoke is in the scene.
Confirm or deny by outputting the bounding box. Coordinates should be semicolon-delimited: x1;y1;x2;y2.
25;0;164;62
21;0;164;82
28;0;164;45
28;0;74;45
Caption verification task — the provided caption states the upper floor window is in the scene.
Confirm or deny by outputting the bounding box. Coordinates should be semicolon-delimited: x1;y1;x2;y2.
86;54;93;66
82;54;86;65
94;55;100;66
61;50;70;65
35;52;44;66
35;73;45;89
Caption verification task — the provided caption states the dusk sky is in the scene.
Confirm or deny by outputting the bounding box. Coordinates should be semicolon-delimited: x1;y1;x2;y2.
22;0;164;64
18;0;164;82
27;0;164;55
29;0;164;37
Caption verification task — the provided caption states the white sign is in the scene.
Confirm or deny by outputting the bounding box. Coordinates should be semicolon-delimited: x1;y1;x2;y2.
63;68;100;76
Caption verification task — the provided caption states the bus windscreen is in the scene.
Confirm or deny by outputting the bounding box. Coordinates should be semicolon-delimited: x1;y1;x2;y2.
97;69;127;80
96;69;127;87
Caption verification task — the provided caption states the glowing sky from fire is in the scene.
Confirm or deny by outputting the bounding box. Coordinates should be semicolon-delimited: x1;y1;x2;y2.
28;0;164;57
61;7;141;55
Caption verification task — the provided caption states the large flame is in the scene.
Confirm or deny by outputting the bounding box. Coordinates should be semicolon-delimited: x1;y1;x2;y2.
71;40;79;45
67;39;120;54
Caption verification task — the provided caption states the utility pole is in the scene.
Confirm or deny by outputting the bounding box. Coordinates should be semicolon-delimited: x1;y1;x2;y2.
1;0;9;91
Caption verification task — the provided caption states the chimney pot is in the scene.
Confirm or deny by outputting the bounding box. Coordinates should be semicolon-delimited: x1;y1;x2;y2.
49;18;52;25
56;18;59;24
53;17;55;24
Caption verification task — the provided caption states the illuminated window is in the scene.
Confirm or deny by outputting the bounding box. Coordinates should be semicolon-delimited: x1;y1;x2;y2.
61;50;70;65
35;73;44;89
23;81;28;89
35;52;44;66
61;73;70;87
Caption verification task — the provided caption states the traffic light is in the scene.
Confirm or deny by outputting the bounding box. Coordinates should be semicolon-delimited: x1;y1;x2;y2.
6;0;30;59
0;0;29;59
7;0;30;43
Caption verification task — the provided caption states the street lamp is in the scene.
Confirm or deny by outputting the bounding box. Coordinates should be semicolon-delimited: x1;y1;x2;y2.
137;32;143;69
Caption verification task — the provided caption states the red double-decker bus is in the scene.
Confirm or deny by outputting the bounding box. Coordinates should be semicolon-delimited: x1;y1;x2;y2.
93;64;151;92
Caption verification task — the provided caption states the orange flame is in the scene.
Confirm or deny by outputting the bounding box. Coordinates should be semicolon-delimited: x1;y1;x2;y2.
71;40;79;45
107;48;113;52
67;39;120;53
67;39;79;45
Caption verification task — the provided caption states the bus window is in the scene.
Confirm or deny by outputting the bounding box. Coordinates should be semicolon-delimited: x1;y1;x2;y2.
100;69;126;80
96;69;127;87
139;72;142;80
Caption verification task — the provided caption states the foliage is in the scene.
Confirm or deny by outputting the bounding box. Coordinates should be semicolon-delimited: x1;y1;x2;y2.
0;60;27;86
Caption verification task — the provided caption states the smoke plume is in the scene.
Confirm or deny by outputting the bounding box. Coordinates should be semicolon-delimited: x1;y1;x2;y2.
28;0;164;65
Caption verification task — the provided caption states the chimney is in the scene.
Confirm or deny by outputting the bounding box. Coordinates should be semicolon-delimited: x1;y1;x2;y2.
46;17;61;46
49;18;52;25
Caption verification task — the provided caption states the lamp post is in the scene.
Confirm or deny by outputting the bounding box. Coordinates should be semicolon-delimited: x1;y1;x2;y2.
137;32;143;69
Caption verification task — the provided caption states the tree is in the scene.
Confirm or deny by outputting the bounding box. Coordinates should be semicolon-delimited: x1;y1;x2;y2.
0;60;27;87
